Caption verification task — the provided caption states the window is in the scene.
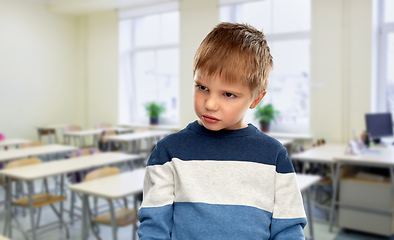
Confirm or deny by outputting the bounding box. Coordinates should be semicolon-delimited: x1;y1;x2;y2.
119;7;179;125
220;0;310;133
376;0;394;118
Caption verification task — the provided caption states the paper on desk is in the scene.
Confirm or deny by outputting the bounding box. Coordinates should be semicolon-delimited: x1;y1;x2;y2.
361;149;383;155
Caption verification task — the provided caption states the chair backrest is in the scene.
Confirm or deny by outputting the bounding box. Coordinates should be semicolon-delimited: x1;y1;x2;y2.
95;122;111;129
20;141;46;148
64;125;82;132
71;148;100;158
100;130;118;143
6;158;42;169
85;167;120;181
38;129;55;136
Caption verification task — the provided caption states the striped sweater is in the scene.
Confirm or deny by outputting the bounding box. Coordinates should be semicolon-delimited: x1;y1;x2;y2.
138;121;307;239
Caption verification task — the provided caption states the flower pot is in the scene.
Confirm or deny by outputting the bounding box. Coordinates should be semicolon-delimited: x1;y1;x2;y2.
260;122;270;133
150;117;159;125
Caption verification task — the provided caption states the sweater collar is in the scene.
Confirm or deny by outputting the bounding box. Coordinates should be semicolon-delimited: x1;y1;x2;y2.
187;120;258;137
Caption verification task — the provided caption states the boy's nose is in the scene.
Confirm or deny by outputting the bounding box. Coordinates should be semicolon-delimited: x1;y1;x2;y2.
205;96;219;111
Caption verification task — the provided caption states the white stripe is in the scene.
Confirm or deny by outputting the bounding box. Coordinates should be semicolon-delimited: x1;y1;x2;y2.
141;162;175;208
273;172;306;219
142;158;277;212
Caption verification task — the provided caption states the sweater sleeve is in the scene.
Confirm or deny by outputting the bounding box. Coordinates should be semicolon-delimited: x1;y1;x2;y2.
270;148;307;240
137;144;175;240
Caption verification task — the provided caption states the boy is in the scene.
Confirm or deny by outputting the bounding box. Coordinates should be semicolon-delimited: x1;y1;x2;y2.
138;22;307;239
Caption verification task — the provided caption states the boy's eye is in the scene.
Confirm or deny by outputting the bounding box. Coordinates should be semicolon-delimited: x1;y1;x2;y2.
225;93;235;98
198;85;208;91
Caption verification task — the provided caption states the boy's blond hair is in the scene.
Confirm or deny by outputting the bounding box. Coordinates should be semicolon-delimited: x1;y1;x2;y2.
193;22;273;96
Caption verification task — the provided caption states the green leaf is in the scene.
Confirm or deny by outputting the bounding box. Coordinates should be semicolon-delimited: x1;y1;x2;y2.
144;101;166;118
254;102;280;123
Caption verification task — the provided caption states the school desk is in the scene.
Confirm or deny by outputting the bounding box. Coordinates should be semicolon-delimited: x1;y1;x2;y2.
297;174;321;240
69;168;145;240
63;127;134;147
0;152;142;240
330;146;394;234
291;144;347;220
0;144;78;163
103;130;172;153
36;124;69;144
0;139;31;149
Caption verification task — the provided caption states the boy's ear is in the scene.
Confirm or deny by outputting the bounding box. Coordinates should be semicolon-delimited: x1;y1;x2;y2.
249;90;267;109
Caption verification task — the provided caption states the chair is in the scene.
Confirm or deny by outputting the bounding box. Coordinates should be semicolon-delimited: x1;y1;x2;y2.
85;167;138;240
98;130;121;152
95;123;112;129
6;158;69;239
64;125;83;146
37;129;58;144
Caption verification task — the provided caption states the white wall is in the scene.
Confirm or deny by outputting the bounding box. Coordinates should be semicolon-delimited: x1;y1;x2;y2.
83;11;119;128
310;0;373;143
0;0;78;140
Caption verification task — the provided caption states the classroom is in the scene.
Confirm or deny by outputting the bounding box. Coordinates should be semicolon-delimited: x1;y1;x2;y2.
0;0;393;239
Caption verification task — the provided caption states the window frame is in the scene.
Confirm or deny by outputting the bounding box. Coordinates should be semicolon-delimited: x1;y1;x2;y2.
376;0;394;113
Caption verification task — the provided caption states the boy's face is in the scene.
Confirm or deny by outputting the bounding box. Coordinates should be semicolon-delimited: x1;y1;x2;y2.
193;69;265;131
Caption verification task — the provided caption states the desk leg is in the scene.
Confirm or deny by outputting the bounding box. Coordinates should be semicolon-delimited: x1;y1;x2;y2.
108;199;118;240
81;194;88;240
390;167;394;206
329;162;341;232
48;132;53;144
306;188;314;240
37;129;42;142
108;141;112;151
27;181;37;240
60;175;64;230
3;177;12;237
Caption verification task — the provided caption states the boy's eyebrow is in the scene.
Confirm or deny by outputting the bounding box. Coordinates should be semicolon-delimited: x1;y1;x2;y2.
194;79;205;86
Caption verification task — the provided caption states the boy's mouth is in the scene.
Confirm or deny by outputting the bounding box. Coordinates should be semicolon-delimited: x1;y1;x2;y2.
202;115;220;123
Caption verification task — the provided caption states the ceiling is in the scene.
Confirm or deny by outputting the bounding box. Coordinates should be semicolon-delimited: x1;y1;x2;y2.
30;0;173;15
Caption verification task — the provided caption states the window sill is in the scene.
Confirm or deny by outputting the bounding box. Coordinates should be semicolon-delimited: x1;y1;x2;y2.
267;132;312;140
119;122;181;131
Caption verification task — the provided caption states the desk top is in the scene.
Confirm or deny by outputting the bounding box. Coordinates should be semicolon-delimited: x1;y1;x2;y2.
69;169;145;199
0;152;141;180
63;127;133;137
268;132;312;140
296;174;321;192
37;124;69;130
120;123;180;131
0;139;31;147
291;143;347;163
0;144;78;162
104;130;171;142
277;138;294;146
334;146;394;167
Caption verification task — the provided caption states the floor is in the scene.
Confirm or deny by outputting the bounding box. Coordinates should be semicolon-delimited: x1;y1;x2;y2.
0;174;393;240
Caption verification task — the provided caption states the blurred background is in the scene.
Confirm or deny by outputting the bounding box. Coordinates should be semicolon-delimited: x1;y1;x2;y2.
1;0;394;239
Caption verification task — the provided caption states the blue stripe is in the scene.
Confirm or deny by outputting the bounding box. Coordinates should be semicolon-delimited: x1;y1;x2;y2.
270;218;307;240
172;202;272;240
138;204;173;240
147;121;295;173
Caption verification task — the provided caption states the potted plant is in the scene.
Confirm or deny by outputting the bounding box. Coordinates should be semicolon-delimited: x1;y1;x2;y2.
144;101;166;125
254;103;280;133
